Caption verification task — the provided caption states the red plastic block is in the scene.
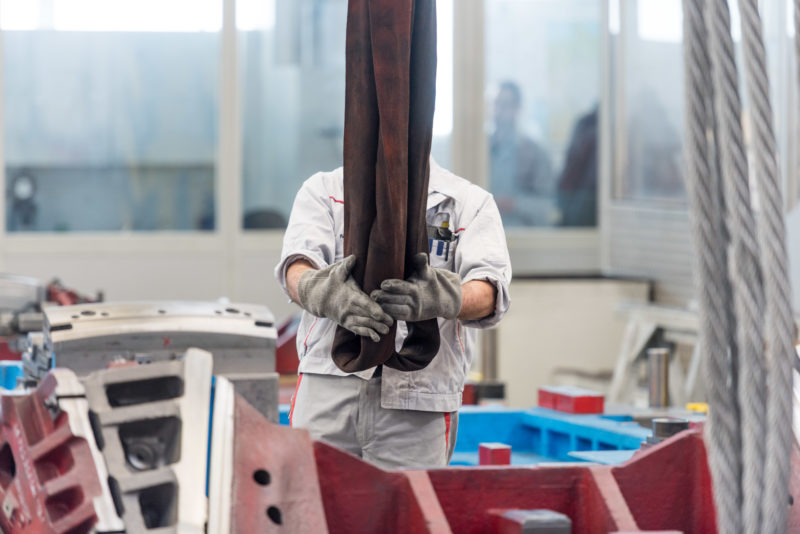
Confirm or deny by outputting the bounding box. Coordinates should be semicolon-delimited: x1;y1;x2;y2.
479;443;511;466
538;386;604;414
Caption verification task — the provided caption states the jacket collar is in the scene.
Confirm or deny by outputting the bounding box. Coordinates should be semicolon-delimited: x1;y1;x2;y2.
427;157;459;209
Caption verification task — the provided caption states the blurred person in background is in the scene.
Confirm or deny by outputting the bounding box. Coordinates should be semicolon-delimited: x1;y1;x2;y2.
557;106;598;227
490;80;555;227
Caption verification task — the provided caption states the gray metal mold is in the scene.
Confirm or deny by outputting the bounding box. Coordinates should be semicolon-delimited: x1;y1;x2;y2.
44;301;276;377
81;349;213;534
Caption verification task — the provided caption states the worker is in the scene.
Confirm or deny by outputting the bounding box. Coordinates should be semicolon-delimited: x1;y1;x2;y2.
275;158;511;468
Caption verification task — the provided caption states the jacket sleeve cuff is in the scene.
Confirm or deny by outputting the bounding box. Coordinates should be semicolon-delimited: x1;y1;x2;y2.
459;271;510;329
274;251;328;299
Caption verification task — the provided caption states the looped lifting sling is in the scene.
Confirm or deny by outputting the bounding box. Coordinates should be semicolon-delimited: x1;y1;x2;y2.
332;0;440;373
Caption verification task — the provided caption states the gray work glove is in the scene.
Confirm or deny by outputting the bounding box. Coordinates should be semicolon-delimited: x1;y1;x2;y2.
371;253;462;322
297;255;393;342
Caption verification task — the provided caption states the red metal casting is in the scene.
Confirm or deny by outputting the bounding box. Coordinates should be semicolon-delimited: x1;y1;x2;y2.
612;430;716;533
311;429;718;533
427;431;715;534
313;441;452;533
231;393;328;533
0;373;747;533
428;464;622;533
0;374;105;534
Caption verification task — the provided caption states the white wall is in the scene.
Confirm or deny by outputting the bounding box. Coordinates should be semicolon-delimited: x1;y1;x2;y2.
0;234;299;321
496;278;650;408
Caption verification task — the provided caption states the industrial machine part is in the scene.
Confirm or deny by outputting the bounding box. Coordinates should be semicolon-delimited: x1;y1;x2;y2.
208;377;328;533
0;368;124;533
310;428;723;533
20;333;48;385
0;314;45;340
491;510;572;534
81;349;213;533
42;301;276;377
2;355;795;531
224;373;280;423
645;418;690;446
647;348;670;408
1;276;99;363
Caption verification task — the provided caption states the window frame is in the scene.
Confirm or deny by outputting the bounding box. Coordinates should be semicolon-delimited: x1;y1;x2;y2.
3;0;795;288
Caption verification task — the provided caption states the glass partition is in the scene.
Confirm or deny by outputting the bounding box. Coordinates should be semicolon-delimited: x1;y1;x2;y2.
239;0;454;230
2;0;221;232
615;0;686;203
486;0;602;228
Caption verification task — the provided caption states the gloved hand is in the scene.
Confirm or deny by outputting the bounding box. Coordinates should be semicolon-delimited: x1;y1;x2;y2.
371;252;462;322
297;255;393;342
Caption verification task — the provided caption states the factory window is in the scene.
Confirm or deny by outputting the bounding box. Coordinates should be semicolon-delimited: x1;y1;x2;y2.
2;0;221;232
239;0;454;230
613;0;687;203
485;0;601;228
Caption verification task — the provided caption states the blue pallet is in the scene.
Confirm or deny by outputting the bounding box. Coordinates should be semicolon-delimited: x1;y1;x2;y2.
520;408;651;462
277;402;651;466
454;406;651;465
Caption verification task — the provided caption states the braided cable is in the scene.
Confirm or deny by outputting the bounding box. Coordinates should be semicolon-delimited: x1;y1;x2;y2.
682;2;743;532
739;1;795;531
706;0;768;531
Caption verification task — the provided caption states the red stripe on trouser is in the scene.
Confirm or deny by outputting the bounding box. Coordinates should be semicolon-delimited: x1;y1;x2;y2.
444;412;451;448
289;373;303;427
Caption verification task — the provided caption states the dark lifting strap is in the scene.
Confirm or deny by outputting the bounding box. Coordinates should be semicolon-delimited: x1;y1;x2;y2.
333;0;440;372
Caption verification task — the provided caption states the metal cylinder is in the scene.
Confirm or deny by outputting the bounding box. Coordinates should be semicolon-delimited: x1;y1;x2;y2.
480;328;499;381
651;417;690;441
647;347;670;408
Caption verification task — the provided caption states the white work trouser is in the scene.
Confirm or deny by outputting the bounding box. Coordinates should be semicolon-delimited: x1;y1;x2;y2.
289;372;458;469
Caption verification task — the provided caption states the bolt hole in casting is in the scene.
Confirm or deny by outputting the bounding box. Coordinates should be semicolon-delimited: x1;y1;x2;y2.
253;469;270;486
266;506;282;525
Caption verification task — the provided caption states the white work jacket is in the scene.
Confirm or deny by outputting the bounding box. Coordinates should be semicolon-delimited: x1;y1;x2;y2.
275;160;512;412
